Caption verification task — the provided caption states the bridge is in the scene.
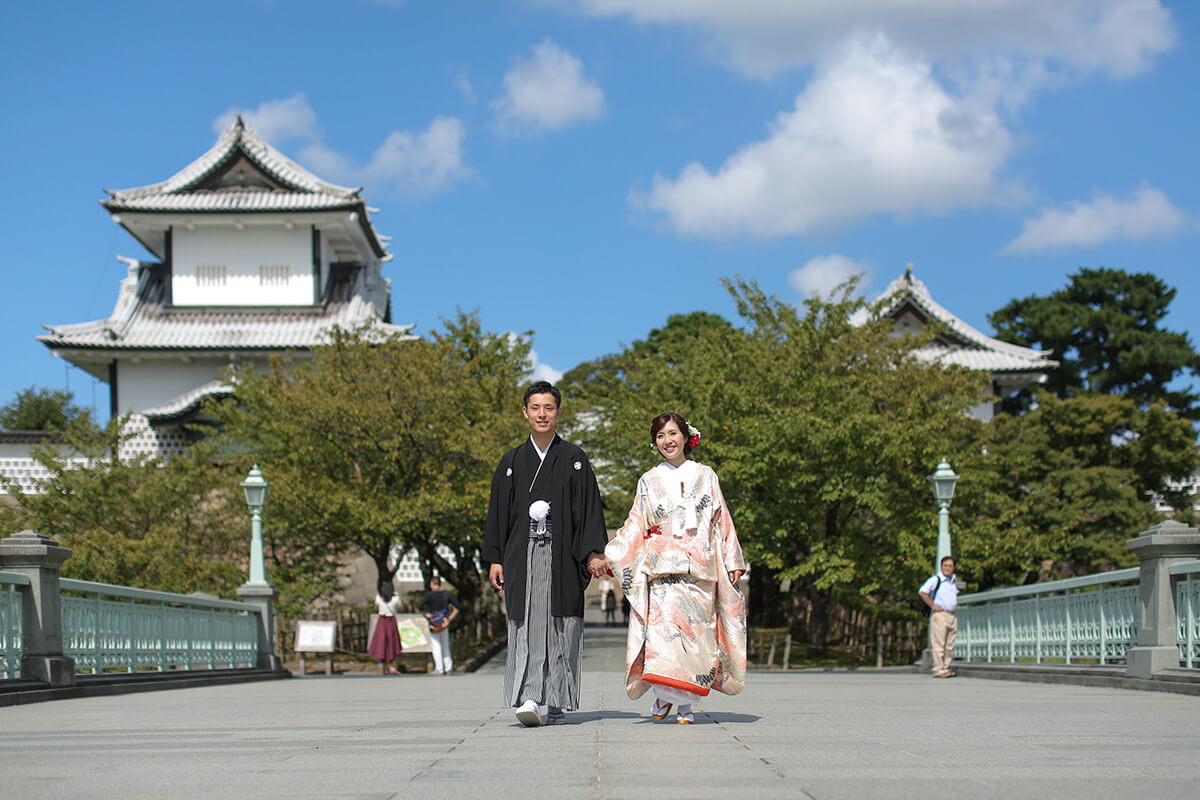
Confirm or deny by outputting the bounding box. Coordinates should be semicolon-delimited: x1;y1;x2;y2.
3;522;1200;798
2;619;1198;799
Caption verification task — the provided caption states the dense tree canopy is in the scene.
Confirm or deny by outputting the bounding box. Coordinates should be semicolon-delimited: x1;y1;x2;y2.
568;278;987;646
205;312;529;621
0;421;245;597
950;392;1198;590
0;386;98;433
990;268;1200;418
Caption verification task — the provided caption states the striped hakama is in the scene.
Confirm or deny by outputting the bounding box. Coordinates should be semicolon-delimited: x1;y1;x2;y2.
503;516;584;709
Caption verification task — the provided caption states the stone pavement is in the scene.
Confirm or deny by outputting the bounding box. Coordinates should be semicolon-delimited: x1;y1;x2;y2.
2;620;1199;799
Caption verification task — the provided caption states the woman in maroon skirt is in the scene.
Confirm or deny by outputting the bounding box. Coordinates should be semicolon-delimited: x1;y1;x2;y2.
369;580;403;674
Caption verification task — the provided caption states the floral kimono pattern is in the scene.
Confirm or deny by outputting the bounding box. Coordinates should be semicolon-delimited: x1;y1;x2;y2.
605;462;747;699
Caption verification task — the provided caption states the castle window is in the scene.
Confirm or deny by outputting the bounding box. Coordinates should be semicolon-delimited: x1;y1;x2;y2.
195;264;227;287
259;264;290;287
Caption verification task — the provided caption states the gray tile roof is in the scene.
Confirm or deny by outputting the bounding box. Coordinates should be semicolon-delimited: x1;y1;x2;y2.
143;380;233;421
854;268;1057;375
39;260;414;352
100;116;387;256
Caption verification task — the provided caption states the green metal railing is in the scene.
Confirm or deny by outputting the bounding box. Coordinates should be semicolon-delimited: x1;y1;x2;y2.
1172;560;1200;669
955;561;1200;668
1;570;29;679
1;574;259;677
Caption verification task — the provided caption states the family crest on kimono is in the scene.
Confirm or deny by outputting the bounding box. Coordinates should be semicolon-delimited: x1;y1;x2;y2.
604;412;748;725
481;381;609;727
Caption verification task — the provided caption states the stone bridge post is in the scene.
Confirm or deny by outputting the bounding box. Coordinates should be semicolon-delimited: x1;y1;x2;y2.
1126;520;1200;679
0;530;75;686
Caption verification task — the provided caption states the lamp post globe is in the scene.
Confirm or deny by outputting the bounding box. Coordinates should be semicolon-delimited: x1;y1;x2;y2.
241;464;270;513
929;459;958;569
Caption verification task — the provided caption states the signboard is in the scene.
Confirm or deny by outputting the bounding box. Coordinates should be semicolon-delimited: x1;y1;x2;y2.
295;620;337;653
394;614;433;654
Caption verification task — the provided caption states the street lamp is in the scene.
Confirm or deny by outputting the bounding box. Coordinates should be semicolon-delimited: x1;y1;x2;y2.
929;459;959;569
240;465;270;586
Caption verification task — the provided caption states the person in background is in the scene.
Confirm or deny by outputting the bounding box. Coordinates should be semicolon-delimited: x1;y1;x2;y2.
420;576;460;675
368;580;403;675
599;577;617;626
919;556;960;678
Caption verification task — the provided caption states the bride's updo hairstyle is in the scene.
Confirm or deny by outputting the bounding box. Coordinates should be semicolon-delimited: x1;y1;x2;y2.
650;412;692;456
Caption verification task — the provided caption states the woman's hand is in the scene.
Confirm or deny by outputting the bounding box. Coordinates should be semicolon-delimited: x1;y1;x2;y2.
586;552;608;578
728;570;744;585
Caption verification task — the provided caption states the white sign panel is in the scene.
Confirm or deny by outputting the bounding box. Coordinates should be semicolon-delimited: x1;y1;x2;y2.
295;620;337;653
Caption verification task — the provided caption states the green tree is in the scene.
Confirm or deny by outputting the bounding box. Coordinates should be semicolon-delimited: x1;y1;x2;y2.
206;312;529;623
0;386;98;433
990;268;1200;418
570;278;987;649
950;391;1198;588
0;419;245;596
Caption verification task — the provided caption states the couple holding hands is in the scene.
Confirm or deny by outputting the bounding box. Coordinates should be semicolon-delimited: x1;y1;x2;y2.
482;381;747;728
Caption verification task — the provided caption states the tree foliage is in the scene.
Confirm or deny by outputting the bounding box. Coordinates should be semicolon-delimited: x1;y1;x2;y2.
567;278;987;646
990;268;1200;418
0;386;99;433
205;312;529;622
0;420;245;596
950;392;1198;589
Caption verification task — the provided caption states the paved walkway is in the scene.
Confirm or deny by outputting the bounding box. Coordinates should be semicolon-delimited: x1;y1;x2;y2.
2;621;1198;799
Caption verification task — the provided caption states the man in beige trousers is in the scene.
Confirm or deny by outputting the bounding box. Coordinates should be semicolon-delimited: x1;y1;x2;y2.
919;556;959;678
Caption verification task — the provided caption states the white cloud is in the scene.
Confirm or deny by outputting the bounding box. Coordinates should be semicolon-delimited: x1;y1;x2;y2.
1005;184;1190;253
302;117;472;195
214;94;319;143
547;0;1175;79
213;96;471;196
789;255;869;299
492;40;606;133
634;35;1013;238
530;348;565;384
455;67;478;104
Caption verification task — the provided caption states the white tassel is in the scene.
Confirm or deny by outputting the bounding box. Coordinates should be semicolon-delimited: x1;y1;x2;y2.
529;500;551;533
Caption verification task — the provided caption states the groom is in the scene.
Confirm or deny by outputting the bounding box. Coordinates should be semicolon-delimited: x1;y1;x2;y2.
482;381;608;727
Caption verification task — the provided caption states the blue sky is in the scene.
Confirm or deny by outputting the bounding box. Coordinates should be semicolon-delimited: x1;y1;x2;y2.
3;1;1198;422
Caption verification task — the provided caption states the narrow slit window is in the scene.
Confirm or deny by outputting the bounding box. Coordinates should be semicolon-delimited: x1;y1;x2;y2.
259;264;290;286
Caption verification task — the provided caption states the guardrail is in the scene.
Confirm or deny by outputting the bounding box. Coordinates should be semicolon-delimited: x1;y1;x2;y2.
59;579;259;674
1;570;29;679
1;529;278;686
954;568;1140;665
954;544;1200;673
1172;559;1200;669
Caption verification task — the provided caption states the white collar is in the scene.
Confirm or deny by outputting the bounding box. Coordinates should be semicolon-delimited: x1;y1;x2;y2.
530;435;555;462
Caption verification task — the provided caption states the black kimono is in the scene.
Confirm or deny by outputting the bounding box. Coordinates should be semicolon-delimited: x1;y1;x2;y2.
482;435;607;710
481;435;608;622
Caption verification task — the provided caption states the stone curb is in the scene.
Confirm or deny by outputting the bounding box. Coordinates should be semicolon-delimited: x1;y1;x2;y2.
0;667;291;707
949;662;1200;697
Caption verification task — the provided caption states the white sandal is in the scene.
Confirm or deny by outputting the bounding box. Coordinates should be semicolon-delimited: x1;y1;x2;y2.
651;699;672;720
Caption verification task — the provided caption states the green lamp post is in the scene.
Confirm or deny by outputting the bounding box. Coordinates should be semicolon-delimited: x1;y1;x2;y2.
240;465;270;586
237;465;279;670
929;459;959;569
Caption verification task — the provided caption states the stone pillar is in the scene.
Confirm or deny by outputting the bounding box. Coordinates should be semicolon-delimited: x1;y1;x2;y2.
237;582;280;671
0;530;75;686
1126;520;1200;679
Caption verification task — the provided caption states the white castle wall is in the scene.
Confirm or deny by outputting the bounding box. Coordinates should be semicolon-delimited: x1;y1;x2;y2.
173;226;314;307
0;442;92;496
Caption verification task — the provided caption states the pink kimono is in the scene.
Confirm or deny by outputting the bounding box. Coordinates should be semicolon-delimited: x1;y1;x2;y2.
605;460;748;700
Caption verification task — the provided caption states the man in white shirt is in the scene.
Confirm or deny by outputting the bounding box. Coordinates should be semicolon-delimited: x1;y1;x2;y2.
919;556;959;678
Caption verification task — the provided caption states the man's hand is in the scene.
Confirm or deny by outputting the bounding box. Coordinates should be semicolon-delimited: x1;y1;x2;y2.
586;552;607;578
489;563;504;591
